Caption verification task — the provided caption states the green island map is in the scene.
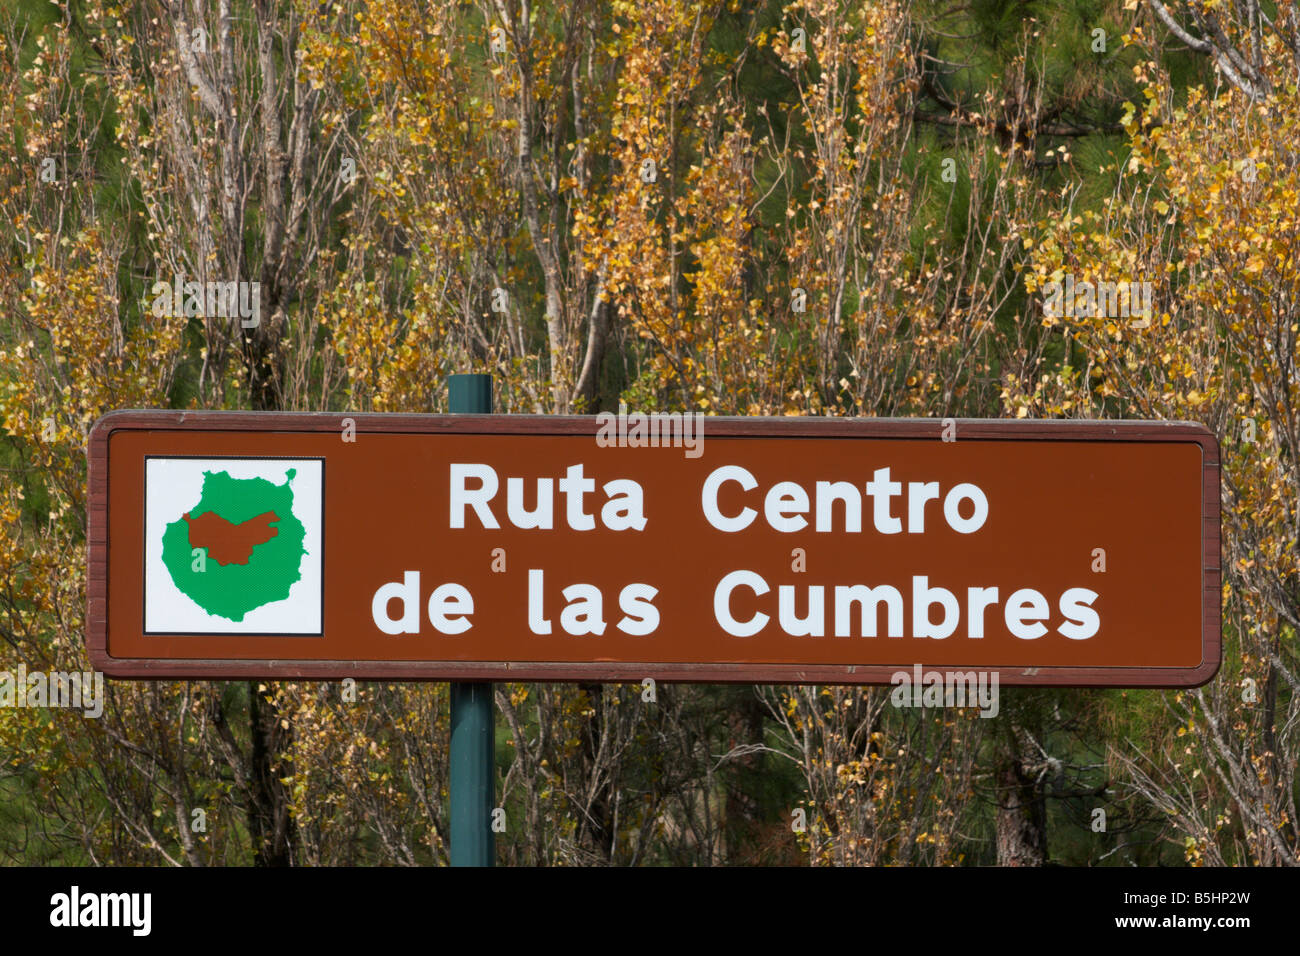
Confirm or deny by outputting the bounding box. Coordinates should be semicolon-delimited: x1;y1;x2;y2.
161;468;307;622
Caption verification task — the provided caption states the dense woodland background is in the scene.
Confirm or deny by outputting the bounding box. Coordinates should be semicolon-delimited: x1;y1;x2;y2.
0;0;1296;866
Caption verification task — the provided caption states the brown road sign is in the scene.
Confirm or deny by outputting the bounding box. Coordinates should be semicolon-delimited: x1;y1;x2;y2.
86;411;1220;686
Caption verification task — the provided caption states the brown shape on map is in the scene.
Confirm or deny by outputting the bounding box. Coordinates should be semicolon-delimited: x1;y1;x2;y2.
184;510;279;566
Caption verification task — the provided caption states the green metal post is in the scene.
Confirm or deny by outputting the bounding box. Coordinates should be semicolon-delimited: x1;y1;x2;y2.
447;374;495;867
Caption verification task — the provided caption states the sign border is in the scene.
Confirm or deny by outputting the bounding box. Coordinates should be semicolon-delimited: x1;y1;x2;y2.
86;410;1222;687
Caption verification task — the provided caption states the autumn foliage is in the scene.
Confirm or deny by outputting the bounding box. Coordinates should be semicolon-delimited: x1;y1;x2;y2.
0;0;1294;865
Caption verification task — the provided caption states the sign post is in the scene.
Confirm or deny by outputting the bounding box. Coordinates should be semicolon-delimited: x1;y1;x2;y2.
86;415;1221;685
447;374;495;867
